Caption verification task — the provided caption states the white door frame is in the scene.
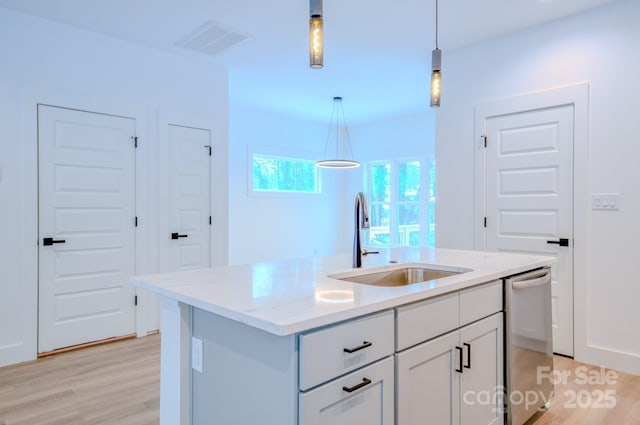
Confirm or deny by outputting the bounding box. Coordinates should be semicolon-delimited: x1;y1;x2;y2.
473;83;589;360
21;85;152;361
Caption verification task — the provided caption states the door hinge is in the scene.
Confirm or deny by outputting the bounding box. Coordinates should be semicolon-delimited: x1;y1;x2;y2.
209;216;212;225
484;217;487;228
135;216;138;227
482;135;487;148
134;295;138;306
131;136;139;148
205;145;212;156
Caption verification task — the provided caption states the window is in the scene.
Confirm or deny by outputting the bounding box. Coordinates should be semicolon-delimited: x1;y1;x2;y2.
366;158;436;247
249;146;320;195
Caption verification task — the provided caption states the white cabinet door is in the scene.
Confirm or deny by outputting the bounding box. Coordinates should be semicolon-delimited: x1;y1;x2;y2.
299;356;394;425
396;313;504;425
396;331;460;425
460;313;504;425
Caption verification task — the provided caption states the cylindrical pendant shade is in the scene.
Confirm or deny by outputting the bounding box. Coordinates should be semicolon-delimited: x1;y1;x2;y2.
309;16;324;69
430;70;441;107
430;48;442;107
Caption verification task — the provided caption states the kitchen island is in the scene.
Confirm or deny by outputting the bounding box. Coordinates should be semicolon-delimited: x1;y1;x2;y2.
130;247;552;425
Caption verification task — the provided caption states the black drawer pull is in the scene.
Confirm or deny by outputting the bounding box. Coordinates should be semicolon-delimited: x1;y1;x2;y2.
171;233;188;240
546;238;569;247
455;346;463;373
342;378;372;393
43;237;66;246
463;342;471;369
343;341;372;354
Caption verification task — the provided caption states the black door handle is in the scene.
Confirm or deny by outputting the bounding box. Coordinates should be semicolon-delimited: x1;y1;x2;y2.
43;237;66;246
171;233;188;240
463;342;471;369
455;346;464;373
547;238;569;247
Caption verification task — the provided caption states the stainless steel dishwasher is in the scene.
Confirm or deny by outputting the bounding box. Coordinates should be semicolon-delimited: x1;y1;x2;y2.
504;267;554;425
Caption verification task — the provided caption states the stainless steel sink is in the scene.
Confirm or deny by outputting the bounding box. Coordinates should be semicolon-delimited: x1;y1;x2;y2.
330;265;471;287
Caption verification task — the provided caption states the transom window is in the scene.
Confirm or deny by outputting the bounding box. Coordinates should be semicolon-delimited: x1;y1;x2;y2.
366;158;435;247
249;146;320;195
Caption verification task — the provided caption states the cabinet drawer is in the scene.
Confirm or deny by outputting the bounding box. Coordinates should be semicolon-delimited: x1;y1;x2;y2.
459;280;502;326
395;292;458;351
299;310;394;390
299;356;395;425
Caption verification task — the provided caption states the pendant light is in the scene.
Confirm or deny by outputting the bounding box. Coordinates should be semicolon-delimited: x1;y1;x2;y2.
430;0;442;107
309;0;324;69
316;97;360;169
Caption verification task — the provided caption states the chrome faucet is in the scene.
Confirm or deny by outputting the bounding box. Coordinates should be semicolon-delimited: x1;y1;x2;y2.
353;192;379;268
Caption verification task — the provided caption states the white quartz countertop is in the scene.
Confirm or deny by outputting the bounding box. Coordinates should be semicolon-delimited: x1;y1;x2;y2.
130;247;552;336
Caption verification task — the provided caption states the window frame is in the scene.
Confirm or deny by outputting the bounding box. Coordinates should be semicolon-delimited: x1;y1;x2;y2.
247;145;322;197
364;157;435;248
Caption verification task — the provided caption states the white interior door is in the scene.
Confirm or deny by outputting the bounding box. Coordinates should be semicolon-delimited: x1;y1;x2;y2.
168;125;211;270
38;105;136;353
484;105;574;356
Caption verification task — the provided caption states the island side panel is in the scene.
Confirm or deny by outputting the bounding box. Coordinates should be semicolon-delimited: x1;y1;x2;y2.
192;308;298;425
158;295;192;425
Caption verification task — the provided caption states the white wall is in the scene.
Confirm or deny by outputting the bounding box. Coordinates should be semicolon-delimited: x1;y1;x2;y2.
0;8;228;366
436;0;640;374
228;104;346;265
227;105;435;265
352;112;436;162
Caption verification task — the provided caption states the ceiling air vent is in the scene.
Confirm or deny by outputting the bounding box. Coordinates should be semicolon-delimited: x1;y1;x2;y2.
175;21;250;56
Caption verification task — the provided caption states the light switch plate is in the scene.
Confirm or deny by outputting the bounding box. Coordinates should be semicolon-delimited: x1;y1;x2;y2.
192;336;203;373
592;193;620;210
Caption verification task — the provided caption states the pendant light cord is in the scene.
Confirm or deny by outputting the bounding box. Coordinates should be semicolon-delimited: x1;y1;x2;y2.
435;0;439;49
321;98;355;161
339;101;356;160
322;101;337;159
316;97;360;168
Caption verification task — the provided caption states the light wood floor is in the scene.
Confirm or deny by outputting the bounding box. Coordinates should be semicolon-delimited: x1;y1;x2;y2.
1;334;639;424
0;334;160;425
526;355;640;425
